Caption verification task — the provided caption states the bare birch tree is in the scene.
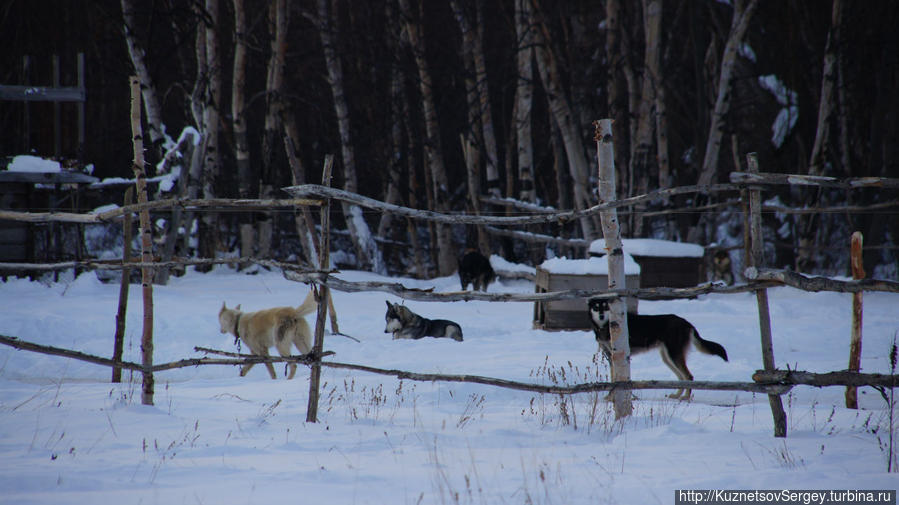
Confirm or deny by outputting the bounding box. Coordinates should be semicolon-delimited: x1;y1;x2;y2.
529;0;596;240
199;0;222;265
514;0;536;204
258;0;288;260
232;0;255;268
398;0;457;276
318;0;385;274
451;0;491;255
120;0;166;156
630;0;664;237
697;0;758;188
798;0;843;272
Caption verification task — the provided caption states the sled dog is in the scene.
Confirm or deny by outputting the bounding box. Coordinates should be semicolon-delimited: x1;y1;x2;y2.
384;301;463;341
710;249;734;286
458;250;495;291
587;298;728;399
219;290;318;379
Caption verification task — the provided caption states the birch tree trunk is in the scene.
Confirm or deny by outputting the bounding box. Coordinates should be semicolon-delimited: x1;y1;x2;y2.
184;6;207;259
474;2;501;200
604;0;633;203
259;0;288;260
530;0;596;240
595;118;631;419
451;0;491;255
130;76;155;406
281;107;320;267
120;0;166;155
514;0;536;204
318;0;385;274
798;0;842;273
378;66;405;241
199;0;222;267
697;0;758;188
232;0;256;268
630;0;664;237
398;0;456;276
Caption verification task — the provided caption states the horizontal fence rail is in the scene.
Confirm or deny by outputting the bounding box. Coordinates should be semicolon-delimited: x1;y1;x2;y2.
1;335;894;397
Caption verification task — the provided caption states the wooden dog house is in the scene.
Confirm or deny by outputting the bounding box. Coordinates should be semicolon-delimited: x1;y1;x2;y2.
589;238;706;288
533;254;640;331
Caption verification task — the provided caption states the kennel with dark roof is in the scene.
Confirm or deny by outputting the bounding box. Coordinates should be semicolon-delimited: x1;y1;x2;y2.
533;254;641;331
589;238;706;289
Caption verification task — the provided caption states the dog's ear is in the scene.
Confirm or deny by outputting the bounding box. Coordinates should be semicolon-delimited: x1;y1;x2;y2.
235;304;241;311
221;302;227;310
385;300;392;309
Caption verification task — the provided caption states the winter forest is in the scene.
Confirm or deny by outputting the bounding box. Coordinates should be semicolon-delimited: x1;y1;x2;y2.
1;0;898;278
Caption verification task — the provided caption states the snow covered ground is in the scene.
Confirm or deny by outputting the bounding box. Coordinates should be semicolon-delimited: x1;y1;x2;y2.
0;267;896;504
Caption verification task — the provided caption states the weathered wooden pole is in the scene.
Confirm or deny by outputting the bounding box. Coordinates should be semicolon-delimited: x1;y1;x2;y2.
746;152;786;437
112;187;133;383
129;76;155;406
306;155;334;423
847;231;865;408
594;119;632;419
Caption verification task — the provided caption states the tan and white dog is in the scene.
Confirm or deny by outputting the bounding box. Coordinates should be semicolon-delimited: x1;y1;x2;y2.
219;290;318;379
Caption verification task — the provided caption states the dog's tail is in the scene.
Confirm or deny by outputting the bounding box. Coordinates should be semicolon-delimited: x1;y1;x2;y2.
296;289;319;317
692;330;728;362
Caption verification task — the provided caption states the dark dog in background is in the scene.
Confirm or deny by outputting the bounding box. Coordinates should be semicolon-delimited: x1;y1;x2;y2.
458;250;495;291
384;301;464;342
587;298;728;400
711;249;734;285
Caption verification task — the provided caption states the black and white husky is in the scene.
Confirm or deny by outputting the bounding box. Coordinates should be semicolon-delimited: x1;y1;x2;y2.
587;298;728;399
384;301;464;342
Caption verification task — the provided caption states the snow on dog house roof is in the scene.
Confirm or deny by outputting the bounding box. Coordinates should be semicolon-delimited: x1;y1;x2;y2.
539;253;641;276
589;238;705;258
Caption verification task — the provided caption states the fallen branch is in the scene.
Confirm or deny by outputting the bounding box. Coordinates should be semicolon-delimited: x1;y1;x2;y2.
744;267;899;294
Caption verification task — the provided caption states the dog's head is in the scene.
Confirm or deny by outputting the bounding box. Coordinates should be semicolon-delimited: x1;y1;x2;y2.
587;298;611;327
219;302;241;334
384;301;409;334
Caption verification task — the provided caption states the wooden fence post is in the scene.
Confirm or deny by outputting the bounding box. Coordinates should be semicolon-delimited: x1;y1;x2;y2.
112;187;133;383
130;76;155;406
847;231;865;408
594;119;632;419
746;152;786;437
306;155;334;423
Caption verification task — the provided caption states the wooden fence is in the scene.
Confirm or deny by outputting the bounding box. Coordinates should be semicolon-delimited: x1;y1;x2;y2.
1;159;898;437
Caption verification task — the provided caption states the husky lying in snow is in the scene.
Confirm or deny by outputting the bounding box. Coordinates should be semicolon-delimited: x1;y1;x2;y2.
384;301;463;342
588;298;728;400
219;290;318;379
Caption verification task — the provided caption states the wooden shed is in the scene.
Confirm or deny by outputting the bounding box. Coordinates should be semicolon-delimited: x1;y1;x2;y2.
589;238;706;288
0;156;97;270
533;254;641;331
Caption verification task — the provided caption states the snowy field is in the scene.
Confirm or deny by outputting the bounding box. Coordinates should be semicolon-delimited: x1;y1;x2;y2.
0;266;896;504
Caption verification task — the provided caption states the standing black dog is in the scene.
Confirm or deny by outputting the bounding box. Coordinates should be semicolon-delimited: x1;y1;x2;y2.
588;298;728;400
458;250;495;291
